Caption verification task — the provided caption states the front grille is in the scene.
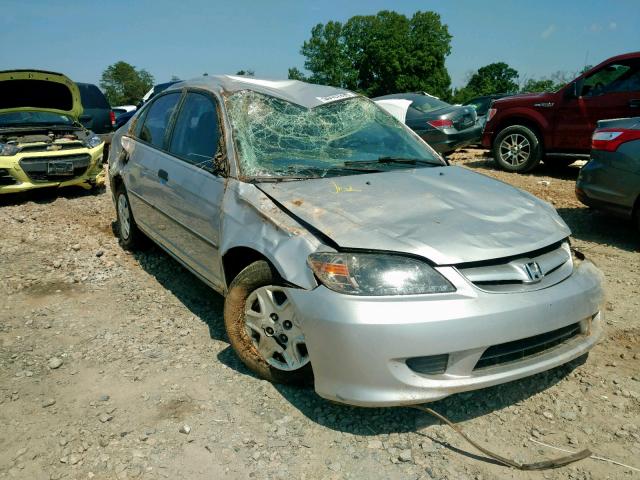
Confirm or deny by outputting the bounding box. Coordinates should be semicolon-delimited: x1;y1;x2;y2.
474;322;582;371
0;168;17;185
19;142;85;153
457;241;572;293
19;154;91;182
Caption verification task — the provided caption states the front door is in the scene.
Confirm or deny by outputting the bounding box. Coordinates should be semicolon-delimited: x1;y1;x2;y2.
150;91;226;288
554;59;640;152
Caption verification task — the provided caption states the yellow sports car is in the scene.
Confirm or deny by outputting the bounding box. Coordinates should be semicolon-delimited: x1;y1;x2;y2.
0;70;105;194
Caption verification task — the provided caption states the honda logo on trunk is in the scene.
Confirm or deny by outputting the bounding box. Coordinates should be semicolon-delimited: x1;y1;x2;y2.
524;261;544;282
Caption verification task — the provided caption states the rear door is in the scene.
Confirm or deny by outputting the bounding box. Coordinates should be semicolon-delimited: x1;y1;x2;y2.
125;92;182;237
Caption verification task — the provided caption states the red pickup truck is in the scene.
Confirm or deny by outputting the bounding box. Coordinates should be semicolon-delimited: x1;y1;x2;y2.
482;51;640;172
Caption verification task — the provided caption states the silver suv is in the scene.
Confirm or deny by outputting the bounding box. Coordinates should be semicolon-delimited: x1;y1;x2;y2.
109;76;604;407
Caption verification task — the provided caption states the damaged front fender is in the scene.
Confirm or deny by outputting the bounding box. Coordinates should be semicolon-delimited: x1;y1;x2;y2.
220;180;326;290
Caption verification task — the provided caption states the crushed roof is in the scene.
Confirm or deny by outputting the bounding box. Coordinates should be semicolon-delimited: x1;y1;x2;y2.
165;75;359;108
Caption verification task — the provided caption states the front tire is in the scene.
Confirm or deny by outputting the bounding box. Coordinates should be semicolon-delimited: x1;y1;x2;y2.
493;125;542;173
224;260;312;384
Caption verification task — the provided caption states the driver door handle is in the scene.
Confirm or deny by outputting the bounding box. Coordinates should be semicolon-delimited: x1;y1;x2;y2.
629;99;640;108
158;169;169;181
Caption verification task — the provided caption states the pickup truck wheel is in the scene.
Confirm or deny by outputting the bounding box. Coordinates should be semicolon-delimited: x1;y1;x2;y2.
493;125;542;173
224;260;313;385
115;185;144;250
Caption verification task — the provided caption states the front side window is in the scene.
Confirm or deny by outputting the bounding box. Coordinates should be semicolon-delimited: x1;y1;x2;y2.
225;92;441;178
582;62;639;96
138;93;181;148
169;93;220;168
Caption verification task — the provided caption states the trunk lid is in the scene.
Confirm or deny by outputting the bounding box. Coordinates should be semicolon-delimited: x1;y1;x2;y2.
0;70;83;120
257;166;570;265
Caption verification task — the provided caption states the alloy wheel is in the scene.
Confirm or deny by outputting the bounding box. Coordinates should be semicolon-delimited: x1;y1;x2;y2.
499;133;531;167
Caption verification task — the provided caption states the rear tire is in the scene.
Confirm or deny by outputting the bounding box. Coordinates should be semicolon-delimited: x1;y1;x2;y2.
493;125;542;173
224;260;313;385
115;184;143;250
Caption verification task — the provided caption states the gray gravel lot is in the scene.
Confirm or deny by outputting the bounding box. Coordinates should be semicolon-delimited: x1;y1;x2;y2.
1;150;639;479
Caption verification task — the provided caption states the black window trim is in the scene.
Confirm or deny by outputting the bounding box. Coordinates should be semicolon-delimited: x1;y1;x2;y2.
165;87;227;176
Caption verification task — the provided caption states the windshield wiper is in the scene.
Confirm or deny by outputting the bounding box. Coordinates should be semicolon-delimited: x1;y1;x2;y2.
247;175;318;183
344;156;442;167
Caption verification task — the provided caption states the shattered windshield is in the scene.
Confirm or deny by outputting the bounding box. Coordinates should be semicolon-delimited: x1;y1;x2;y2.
225;91;441;178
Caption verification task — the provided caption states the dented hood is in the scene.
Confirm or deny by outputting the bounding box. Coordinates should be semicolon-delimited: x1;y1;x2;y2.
257;166;570;265
0;70;83;119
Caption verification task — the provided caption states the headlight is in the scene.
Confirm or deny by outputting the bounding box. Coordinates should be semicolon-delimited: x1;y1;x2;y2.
307;252;455;296
0;142;20;156
85;134;103;149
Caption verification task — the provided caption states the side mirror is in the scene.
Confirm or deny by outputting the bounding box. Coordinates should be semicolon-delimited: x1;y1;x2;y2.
573;78;585;98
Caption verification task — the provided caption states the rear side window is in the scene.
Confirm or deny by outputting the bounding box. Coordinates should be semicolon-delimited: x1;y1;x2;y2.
77;84;110;108
169;93;220;167
138;93;181;148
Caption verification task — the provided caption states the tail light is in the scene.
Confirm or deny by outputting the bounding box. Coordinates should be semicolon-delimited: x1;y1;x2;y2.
428;119;454;130
592;129;640;152
110;110;116;127
486;108;497;123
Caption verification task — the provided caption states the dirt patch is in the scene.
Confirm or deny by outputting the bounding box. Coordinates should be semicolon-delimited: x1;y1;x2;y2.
0;159;639;480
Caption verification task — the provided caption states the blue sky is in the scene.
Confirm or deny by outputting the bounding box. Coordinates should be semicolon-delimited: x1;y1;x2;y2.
1;0;638;90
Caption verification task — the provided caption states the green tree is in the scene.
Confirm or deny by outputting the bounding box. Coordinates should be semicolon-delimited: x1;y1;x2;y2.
520;78;557;93
299;21;354;88
287;67;307;81
453;62;519;103
235;69;255;76
290;10;452;98
100;61;154;106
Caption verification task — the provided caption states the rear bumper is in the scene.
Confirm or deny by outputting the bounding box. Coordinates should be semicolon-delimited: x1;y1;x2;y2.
421;124;483;154
286;260;604;407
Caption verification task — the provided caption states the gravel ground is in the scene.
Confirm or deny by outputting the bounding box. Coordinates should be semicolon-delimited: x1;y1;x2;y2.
1;150;639;480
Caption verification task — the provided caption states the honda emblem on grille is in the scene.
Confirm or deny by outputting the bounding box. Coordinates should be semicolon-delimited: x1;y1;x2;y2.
524;261;544;282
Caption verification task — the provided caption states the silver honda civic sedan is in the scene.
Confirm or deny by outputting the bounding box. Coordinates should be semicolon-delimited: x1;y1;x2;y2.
109;76;604;407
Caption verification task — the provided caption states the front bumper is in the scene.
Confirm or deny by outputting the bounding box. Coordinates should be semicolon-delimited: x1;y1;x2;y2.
0;145;105;194
287;260;604;407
